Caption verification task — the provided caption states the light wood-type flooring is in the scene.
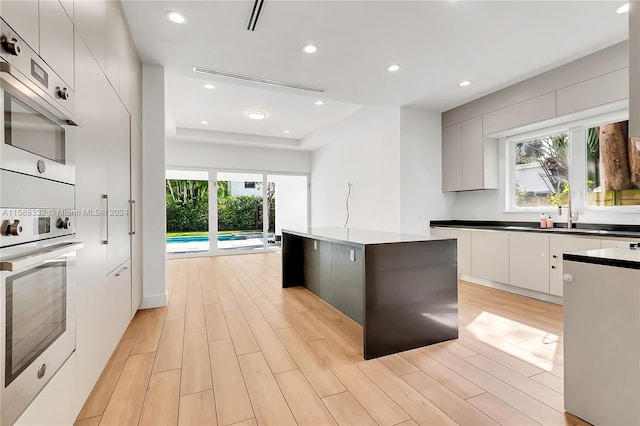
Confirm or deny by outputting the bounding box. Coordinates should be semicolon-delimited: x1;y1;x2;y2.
75;252;589;426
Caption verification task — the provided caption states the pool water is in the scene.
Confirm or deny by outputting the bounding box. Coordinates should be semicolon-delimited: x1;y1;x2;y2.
166;234;259;244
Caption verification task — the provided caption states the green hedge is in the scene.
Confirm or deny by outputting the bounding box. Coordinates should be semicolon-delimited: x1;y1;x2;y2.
166;195;275;233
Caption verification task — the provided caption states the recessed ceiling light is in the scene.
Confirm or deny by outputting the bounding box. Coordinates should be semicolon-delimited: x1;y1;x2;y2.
248;110;266;120
165;11;187;24
200;120;208;125
302;44;318;54
387;64;400;72
617;3;629;13
204;83;215;90
459;80;472;87
315;100;324;106
284;130;291;134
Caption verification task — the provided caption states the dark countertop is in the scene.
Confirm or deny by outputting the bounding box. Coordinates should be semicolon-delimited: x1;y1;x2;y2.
430;220;640;239
282;227;448;246
564;247;640;270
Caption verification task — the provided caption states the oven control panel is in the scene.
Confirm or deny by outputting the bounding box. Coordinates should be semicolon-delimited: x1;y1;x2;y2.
0;210;74;248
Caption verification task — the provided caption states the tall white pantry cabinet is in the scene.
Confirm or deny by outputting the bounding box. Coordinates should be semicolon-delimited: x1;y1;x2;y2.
0;1;144;424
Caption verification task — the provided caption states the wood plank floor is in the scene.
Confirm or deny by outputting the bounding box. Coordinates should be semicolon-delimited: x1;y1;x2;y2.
75;253;590;426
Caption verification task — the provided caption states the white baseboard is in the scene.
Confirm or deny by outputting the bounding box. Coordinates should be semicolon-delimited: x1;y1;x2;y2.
459;274;564;305
139;292;168;309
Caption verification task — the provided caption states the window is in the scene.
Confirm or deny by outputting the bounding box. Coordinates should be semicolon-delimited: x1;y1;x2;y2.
586;120;639;206
508;114;638;211
512;131;569;208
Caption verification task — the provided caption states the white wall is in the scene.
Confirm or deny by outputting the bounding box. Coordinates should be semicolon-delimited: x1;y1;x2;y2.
141;64;168;308
270;175;309;234
400;107;454;234
166;139;311;174
309;106;402;232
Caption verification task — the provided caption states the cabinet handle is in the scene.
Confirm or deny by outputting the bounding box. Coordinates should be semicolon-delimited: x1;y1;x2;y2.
563;273;574;283
129;200;136;236
101;194;109;244
115;266;129;277
552;255;557;259
551;265;556;269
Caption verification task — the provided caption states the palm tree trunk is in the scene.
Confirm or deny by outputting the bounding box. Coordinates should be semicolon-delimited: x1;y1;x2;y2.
629;137;640;188
600;122;632;190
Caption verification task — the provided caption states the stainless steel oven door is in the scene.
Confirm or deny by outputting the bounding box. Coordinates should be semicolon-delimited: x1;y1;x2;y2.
0;241;82;425
0;62;75;185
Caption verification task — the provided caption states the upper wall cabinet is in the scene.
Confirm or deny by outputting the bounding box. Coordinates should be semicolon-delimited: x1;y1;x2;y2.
39;0;74;88
442;116;498;192
556;68;628;117
1;0;39;51
482;92;556;135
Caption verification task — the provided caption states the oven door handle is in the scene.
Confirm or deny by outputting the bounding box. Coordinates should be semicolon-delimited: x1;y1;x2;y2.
0;242;84;271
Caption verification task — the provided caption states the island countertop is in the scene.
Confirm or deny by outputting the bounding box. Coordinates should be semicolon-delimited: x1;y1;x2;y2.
282;227;447;247
564;247;640;270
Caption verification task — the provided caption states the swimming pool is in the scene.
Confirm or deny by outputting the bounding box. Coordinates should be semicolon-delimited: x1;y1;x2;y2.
166;234;261;244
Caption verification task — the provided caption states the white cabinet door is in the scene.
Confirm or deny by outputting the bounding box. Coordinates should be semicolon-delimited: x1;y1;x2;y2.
462;117;484;190
105;1;128;96
105;89;131;274
549;235;600;296
39;0;74;88
450;229;472;276
601;238;637;249
1;0;39;50
482;92;556;135
429;227;450;238
130;127;142;315
556;68;628;117
509;232;550;293
442;123;462;192
471;230;509;284
74;0;106;71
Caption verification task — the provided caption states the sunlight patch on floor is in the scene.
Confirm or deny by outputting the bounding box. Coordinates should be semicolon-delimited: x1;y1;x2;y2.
466;311;559;371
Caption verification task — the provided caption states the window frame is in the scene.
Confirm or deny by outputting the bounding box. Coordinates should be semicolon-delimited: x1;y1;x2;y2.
505;110;632;213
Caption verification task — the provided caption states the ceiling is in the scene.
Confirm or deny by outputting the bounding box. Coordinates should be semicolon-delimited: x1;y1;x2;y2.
122;1;628;151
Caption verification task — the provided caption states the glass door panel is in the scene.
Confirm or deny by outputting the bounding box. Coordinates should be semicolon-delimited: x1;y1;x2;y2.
217;172;265;251
165;170;210;254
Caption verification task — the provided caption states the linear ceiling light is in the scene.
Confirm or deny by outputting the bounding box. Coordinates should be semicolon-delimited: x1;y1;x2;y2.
193;66;325;93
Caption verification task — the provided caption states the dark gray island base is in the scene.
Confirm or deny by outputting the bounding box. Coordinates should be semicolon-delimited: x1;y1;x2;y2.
282;228;458;359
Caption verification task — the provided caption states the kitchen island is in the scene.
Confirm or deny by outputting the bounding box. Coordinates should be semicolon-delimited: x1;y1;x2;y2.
282;228;458;359
563;247;640;425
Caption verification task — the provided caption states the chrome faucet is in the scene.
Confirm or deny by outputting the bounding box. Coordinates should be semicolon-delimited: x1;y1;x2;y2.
556;178;578;229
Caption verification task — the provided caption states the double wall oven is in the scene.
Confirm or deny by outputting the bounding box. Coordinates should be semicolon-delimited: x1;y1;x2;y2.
0;18;81;425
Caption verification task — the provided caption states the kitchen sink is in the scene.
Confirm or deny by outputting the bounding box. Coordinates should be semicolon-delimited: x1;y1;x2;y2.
504;225;609;234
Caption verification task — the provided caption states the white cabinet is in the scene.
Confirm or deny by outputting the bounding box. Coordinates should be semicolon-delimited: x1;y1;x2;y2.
471;230;509;284
0;0;39;50
442;124;462;192
450;229;472;275
429;227;450;238
442;117;498;192
549;235;601;296
105;91;131;274
601;238;637;249
509;232;550;293
556;68;628;117
430;227;472;277
105;0;129;98
39;0;74;88
130;127;142;315
74;0;106;71
482;92;556;135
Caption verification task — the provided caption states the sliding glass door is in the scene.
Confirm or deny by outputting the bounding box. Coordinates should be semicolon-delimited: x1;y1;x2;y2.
166;168;308;256
165;170;210;254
